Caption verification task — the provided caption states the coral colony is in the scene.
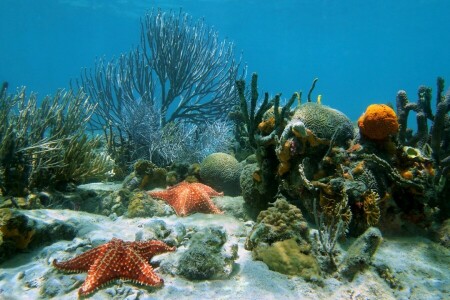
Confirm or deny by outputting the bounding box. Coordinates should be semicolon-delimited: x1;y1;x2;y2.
0;9;449;299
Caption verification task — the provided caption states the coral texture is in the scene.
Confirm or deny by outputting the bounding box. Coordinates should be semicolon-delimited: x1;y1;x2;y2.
53;238;176;296
239;162;271;217
200;152;242;196
245;198;310;250
253;238;320;279
292;102;354;146
358;104;399;140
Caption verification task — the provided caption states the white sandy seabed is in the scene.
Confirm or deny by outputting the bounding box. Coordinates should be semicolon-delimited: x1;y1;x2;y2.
0;201;449;300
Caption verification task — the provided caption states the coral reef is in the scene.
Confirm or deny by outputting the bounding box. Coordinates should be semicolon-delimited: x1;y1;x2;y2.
358;104;399;140
232;73;296;159
123;160;167;190
200;152;242;196
126;191;172;218
396;79;450;189
232;73;274;155
239;161;274;218
437;219;450;248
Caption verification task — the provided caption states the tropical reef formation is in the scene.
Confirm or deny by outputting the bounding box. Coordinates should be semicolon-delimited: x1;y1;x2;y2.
0;8;449;300
237;74;450;243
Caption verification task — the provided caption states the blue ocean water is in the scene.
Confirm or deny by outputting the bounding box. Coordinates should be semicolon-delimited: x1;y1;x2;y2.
1;0;449;122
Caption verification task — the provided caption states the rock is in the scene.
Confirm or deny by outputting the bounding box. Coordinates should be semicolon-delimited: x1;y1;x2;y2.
176;226;238;280
339;227;383;280
213;196;249;220
437;219;450;248
0;209;76;264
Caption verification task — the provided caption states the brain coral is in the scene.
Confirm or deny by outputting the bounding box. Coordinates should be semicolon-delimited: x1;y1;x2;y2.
293;102;354;146
358;104;399;140
200;152;242;196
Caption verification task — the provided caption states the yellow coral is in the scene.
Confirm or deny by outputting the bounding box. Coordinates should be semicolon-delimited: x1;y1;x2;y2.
253;238;320;279
317;185;352;226
363;191;381;226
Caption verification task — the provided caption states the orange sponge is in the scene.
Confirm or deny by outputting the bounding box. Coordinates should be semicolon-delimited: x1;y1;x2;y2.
358;104;399;140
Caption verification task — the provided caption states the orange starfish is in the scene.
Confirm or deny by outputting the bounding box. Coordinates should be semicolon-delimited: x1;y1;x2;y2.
53;238;176;296
148;181;223;216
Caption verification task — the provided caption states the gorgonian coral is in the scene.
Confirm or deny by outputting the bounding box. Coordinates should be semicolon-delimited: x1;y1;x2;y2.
363;190;381;226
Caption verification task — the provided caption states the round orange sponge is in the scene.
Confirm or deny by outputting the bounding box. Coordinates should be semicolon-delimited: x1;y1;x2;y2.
358;104;399;140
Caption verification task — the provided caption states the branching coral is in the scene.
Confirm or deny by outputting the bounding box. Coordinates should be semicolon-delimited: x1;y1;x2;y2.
396;78;450;173
80;9;242;170
362;190;381;226
0;88;114;195
233;73;297;154
298;163;351;271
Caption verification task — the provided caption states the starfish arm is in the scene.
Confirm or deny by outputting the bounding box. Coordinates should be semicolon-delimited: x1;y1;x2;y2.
147;190;176;206
124;247;165;287
132;240;176;259
193;183;224;196
78;240;125;296
191;188;223;215
53;238;175;296
53;244;109;272
198;195;223;215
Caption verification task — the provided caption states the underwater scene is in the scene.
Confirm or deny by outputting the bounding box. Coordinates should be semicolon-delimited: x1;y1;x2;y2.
1;0;450;299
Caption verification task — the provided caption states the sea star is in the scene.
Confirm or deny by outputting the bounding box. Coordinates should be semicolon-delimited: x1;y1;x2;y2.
148;181;224;216
53;238;176;296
